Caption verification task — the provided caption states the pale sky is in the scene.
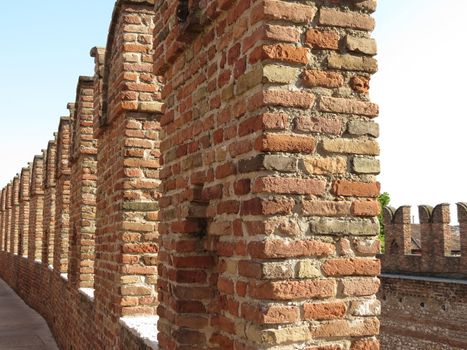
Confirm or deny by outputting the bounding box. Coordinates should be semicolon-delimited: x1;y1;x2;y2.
1;1;466;221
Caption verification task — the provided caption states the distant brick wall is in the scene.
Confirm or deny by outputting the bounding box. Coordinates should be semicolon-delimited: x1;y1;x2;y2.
379;276;467;350
0;0;393;349
379;203;467;349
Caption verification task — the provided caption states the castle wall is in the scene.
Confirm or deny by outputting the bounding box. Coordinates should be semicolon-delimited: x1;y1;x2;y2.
0;1;394;349
380;203;467;349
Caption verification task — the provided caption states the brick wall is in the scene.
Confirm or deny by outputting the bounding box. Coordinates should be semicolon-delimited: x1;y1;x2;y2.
381;204;466;277
0;1;407;349
379;276;467;350
379;203;467;349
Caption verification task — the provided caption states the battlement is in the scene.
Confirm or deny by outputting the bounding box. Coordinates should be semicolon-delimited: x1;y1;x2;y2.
381;203;467;278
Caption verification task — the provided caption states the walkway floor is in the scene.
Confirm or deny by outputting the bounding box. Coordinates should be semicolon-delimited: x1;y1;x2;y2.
0;278;58;350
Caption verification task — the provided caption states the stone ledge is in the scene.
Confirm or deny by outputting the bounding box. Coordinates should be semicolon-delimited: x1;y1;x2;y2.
79;287;95;302
381;273;467;285
120;316;159;350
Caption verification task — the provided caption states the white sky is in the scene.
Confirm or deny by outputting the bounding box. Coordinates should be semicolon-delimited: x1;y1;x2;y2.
1;1;466;222
373;0;467;222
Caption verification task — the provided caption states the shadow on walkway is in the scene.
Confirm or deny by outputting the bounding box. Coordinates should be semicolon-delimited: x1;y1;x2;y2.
0;278;58;350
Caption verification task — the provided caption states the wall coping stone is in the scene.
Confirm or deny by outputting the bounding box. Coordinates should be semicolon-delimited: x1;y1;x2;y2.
79;288;95;302
381;273;467;285
120;316;159;349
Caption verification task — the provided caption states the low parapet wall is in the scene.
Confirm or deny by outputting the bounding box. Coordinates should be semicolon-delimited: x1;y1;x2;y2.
0;252;157;350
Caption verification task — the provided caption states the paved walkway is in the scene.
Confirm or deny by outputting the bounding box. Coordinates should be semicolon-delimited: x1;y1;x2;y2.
0;278;58;350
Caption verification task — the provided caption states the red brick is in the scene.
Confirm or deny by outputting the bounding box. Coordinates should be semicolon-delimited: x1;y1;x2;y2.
341;278;380;296
255;134;316;153
295;116;342;135
304;301;347;320
262;44;309;65
322;258;381;276
319;8;375;31
252;177;326;195
263;90;316;109
302;70;344;88
248;239;335;258
351;200;380;216
333;180;380;198
264;0;317;23
265;24;300;43
351;338;380;350
305;29;340;50
249;279;336;300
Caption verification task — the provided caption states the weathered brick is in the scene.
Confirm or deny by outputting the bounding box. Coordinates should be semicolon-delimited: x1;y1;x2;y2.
252;177;326;195
333;180;380;197
248;239;335;258
263;65;298;84
295;116;342;135
350;299;381;316
249;279;336;300
352;0;377;13
350;76;370;93
297;260;322;279
351;200;380;216
263;155;297;172
311;317;379;338
262;305;300;324
319;8;375;31
304;301;347;320
345;36;377;56
348;121;379;137
302;70;344;88
263;90;315;108
341;278;381;296
328;54;378;73
236;66;263;95
320;96;379;117
302;200;351;216
303;157;347;175
305;29;340;50
265;24;300;43
311;218;379;236
246;324;312;345
351;338;380;350
263;44;309;65
256;134;316;153
322;258;381;276
264;0;317;23
354;238;381;255
323;139;379;156
262;261;295;279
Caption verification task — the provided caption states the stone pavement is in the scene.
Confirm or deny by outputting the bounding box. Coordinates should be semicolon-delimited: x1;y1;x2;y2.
0;278;58;350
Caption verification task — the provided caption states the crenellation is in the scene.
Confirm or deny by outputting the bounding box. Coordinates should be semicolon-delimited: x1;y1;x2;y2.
381;204;464;278
10;176;20;255
54;117;72;274
0;188;5;251
4;182;12;253
43;139;57;265
68;75;97;290
28;154;45;262
18;166;31;257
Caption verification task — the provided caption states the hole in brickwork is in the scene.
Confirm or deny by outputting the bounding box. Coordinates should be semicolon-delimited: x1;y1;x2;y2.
177;0;189;22
420;302;425;308
450;204;460;256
